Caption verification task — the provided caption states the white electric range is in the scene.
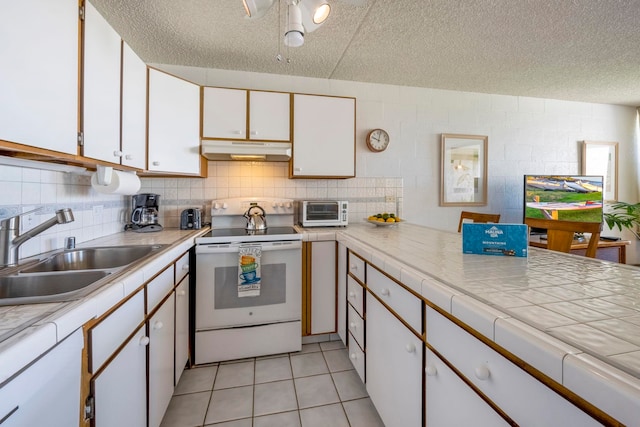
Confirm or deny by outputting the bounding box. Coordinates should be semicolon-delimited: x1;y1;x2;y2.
193;198;303;364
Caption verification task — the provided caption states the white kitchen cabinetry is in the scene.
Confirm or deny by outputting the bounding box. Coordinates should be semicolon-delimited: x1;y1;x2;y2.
175;279;190;384
0;0;78;154
336;242;348;345
0;328;83;427
309;241;336;335
148;295;176;427
120;42;147;169
93;325;148;427
291;94;355;178
366;292;422;427
427;307;601;426
202;87;290;141
425;348;510;427
148;68;201;174
82;0;122;163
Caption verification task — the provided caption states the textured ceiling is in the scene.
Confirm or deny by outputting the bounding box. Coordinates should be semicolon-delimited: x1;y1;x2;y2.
90;0;640;106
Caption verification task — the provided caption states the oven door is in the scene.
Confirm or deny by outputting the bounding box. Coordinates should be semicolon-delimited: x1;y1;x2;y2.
195;240;302;330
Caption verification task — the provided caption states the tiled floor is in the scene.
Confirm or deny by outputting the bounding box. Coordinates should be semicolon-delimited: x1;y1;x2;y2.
160;340;385;427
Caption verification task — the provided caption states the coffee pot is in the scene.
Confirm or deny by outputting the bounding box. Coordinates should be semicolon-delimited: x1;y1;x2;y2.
127;193;163;232
244;205;267;231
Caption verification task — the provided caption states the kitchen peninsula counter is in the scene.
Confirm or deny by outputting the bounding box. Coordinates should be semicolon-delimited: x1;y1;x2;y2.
335;222;640;424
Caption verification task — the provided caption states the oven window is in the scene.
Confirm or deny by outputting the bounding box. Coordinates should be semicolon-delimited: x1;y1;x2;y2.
214;264;286;309
307;203;339;220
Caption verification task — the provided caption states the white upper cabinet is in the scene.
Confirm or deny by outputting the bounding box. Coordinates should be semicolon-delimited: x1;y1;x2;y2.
0;0;78;154
148;68;201;174
120;42;147;169
82;0;122;163
292;94;355;178
202;88;290;141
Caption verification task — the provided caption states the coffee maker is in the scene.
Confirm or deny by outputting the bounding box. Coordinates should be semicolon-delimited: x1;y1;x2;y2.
127;193;163;232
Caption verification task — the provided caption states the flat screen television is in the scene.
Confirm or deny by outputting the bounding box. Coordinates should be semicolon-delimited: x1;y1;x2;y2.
523;175;604;234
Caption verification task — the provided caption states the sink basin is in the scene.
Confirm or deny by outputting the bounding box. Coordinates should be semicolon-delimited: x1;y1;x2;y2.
0;270;111;304
21;245;166;273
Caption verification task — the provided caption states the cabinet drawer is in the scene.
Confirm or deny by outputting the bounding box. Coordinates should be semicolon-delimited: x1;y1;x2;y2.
426;307;600;426
347;275;364;317
367;265;422;334
147;266;174;313
348;251;365;283
175;252;190;284
348;334;365;383
348;304;365;349
90;290;144;373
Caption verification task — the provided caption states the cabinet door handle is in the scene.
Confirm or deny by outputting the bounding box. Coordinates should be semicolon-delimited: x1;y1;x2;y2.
381;288;390;296
250;130;258;136
350;322;358;329
233;130;243;135
348;291;356;298
349;264;358;271
113;150;123;157
125;154;133;160
139;336;150;346
177;290;186;296
425;365;437;376
153;321;164;330
152;161;160;166
350;352;358;360
474;365;490;381
182;264;189;271
405;343;416;353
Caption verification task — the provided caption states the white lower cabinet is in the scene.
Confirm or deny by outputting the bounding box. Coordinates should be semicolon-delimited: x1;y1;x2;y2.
0;328;83;427
427;307;601;426
309;241;336;334
174;279;190;385
93;325;148;427
425;348;510;427
149;295;176;427
336;242;347;345
366;293;422;427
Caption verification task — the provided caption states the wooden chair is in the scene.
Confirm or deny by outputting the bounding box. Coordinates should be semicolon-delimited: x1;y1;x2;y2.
524;218;602;258
457;211;501;232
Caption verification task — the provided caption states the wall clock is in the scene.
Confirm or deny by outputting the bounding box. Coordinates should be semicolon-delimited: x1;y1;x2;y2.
366;129;390;152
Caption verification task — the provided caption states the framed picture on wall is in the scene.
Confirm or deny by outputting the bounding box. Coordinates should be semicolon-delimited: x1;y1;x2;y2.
581;140;618;201
440;134;488;206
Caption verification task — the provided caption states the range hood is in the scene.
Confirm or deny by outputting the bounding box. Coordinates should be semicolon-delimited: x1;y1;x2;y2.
201;141;291;161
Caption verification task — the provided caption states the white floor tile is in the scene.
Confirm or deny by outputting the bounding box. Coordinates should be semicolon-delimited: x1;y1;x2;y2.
343;398;385;427
254;410;302;427
291;352;329;378
331;370;368;401
255;356;293;384
205;385;254;425
175;366;218;395
299;403;349;427
205;418;252;427
323;349;353;372
319;340;345;351
213;360;255;390
295;374;340;409
160;391;210;427
254;380;298;417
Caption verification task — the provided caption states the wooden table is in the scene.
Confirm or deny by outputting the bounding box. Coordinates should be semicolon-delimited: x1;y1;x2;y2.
529;235;630;264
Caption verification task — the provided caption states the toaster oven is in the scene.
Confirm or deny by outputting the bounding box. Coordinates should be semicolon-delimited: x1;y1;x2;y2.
294;201;348;227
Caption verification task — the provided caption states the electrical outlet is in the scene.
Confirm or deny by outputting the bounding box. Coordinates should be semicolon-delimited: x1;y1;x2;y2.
20;206;37;233
385;195;396;203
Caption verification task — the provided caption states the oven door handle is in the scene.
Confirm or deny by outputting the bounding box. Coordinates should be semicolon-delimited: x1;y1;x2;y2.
196;240;302;254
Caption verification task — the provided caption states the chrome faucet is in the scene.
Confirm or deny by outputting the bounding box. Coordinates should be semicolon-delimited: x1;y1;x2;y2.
0;208;74;267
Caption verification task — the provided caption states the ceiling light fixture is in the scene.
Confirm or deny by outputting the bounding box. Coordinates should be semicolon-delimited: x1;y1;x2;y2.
242;0;275;19
284;3;304;47
299;0;331;32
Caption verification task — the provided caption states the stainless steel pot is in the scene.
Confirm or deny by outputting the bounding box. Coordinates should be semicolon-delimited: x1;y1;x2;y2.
243;205;267;231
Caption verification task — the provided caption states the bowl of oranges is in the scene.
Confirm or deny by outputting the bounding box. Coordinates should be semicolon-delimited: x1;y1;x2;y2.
366;213;402;226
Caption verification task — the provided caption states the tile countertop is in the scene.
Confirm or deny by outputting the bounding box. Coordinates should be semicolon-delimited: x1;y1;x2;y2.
0;228;208;384
337;222;640;421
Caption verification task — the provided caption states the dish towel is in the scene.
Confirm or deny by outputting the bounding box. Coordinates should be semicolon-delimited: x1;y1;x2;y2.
238;244;262;297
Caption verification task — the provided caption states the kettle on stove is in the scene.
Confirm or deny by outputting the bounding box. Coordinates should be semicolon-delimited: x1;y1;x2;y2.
244;205;267;231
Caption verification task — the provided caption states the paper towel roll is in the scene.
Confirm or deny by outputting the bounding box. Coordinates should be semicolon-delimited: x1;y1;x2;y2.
91;170;141;195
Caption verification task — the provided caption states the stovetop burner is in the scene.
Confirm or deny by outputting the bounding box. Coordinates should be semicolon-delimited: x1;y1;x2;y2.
204;226;297;238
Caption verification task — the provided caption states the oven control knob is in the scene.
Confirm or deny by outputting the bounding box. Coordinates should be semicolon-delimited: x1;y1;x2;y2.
213;203;221;209
285;202;292;209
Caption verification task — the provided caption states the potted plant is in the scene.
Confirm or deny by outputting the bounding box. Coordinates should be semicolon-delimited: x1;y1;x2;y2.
603;201;640;239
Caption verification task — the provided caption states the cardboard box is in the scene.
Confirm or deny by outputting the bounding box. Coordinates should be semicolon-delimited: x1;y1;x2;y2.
462;223;528;257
